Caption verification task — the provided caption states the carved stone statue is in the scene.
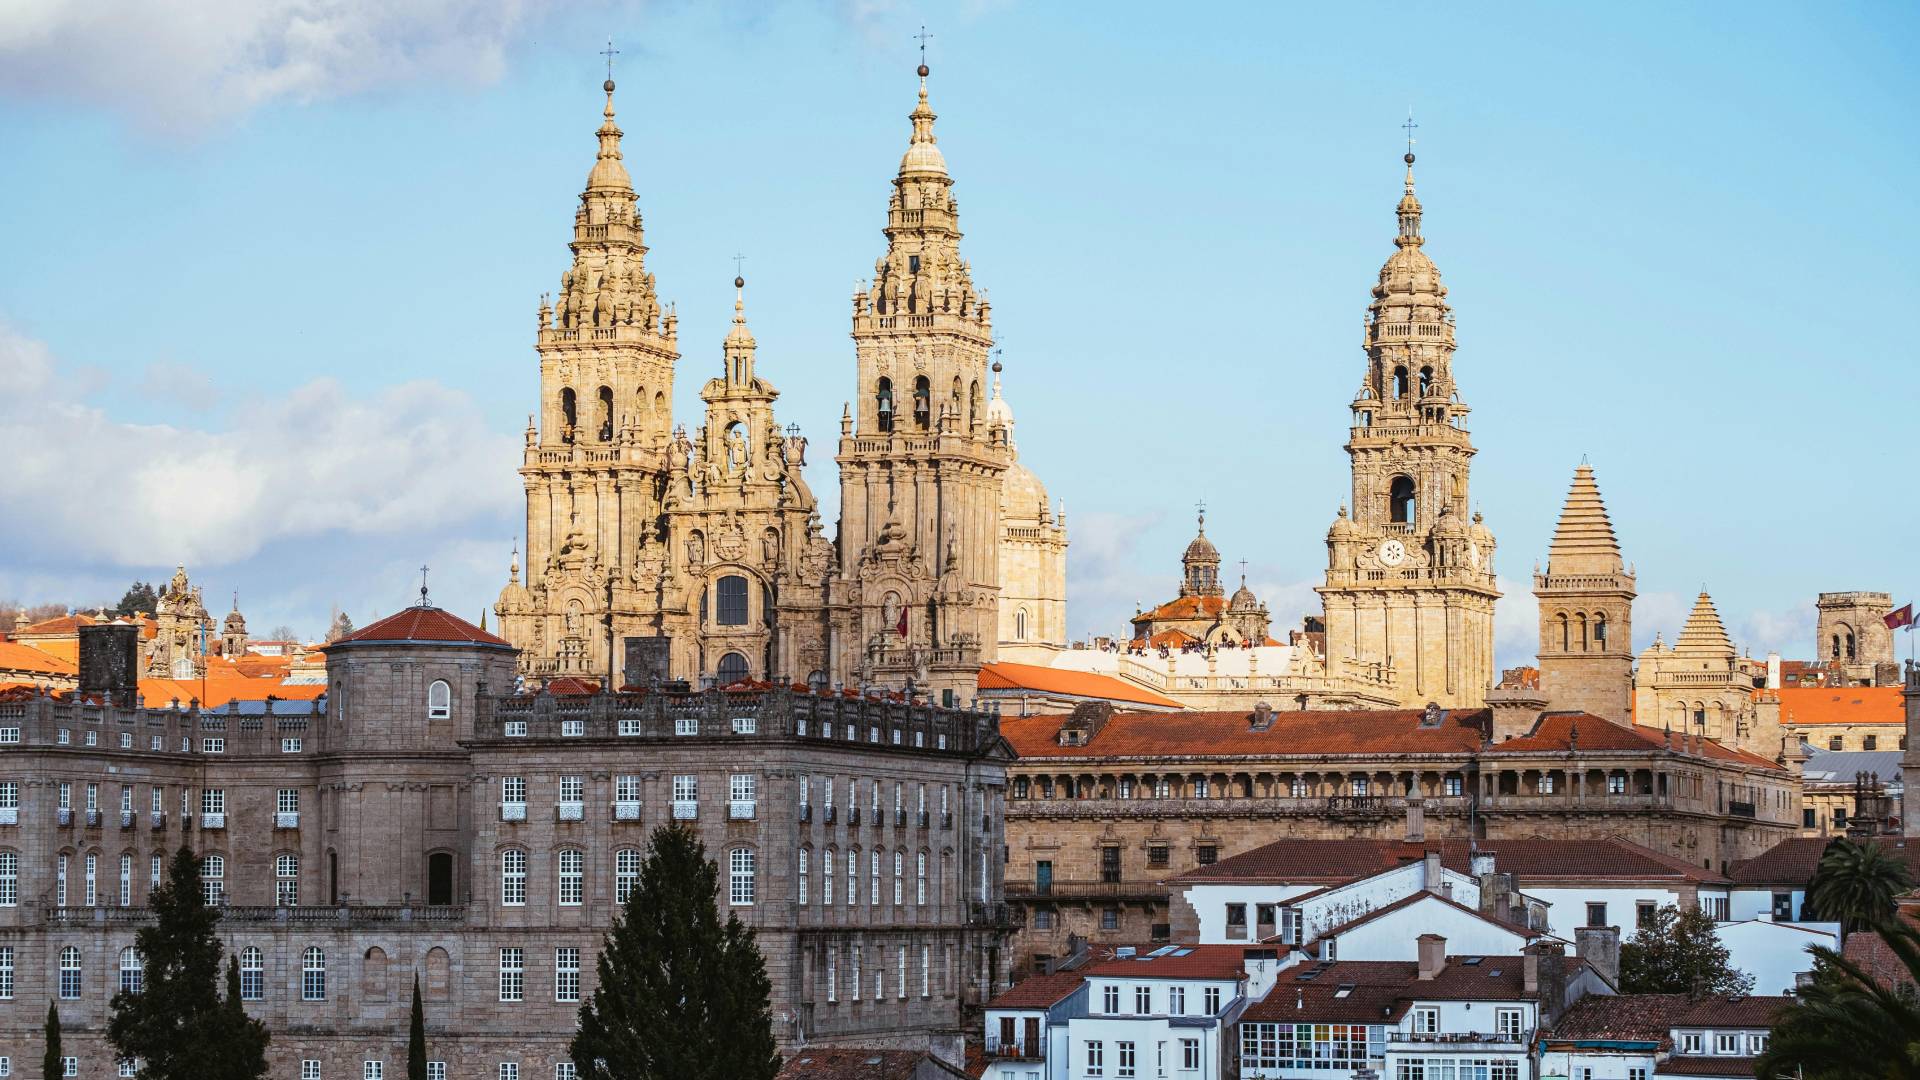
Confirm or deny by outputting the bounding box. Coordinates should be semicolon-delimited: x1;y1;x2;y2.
686;533;704;565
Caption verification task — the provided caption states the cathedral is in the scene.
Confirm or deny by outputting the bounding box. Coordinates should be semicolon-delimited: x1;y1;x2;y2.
496;66;1067;704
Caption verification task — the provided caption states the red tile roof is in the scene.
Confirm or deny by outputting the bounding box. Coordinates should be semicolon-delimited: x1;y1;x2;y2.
1674;996;1793;1028
0;641;78;674
1490;712;1786;771
1132;596;1227;625
329;606;511;648
1773;686;1903;727
983;969;1086;1010
1729;836;1920;886
1084;944;1253;980
1241;956;1545;1023
1656;1057;1757;1078
1840;918;1920;989
978;662;1184;710
1175;837;1729;886
1002;706;1488;759
1550;993;1689;1042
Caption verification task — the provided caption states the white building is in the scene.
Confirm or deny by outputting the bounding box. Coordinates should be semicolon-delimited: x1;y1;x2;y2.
1543;993;1790;1080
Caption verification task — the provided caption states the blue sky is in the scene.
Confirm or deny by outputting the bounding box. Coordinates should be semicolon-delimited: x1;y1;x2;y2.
0;1;1913;665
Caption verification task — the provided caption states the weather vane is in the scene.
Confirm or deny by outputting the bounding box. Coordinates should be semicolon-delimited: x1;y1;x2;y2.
732;253;746;278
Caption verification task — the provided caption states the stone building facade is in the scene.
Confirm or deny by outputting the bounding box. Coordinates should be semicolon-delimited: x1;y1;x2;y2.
0;607;1012;1075
1632;591;1785;761
1533;464;1635;725
1815;591;1898;685
499;68;1064;701
1318;153;1499;708
144;565;216;678
995;701;1797;974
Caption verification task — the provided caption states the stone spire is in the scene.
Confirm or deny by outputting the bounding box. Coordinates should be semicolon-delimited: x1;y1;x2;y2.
899;64;948;179
723;275;756;387
586;77;632;194
1546;463;1625;576
1673;590;1735;657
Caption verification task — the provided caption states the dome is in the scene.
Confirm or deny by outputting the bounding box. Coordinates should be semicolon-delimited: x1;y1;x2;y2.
1469;510;1495;543
1183;532;1219;562
1229;581;1260;613
223;609;246;632
1001;461;1049;521
1328;505;1359;540
1434;504;1470;537
900;140;948;177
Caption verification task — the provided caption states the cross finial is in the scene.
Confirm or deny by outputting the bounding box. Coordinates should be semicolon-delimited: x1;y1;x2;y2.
418;564;431;607
1403;109;1418;156
601;39;620;82
1239;558;1249;581
732;253;746;277
1196;498;1207;531
915;25;933;66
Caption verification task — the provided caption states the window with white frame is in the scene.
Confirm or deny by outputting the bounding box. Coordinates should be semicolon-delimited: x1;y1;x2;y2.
729;848;755;905
675;714;698;736
1629;1069;1647;1080
1680;1034;1702;1055
1086;1040;1104;1076
282;737;302;753
500;850;528;905
826;951;837;1003
823;847;835;904
1103;984;1120;1012
498;1063;519;1080
119;946;143;993
278;789;300;815
1182;1038;1200;1071
301;1062;320;1080
893;850;903;904
501;776;526;809
0;854;15;907
1134;985;1150;1014
0;945;13;999
277;854;299;906
847;849;858;905
1748;1034;1769;1054
1714;1034;1739;1055
557;849;583;905
427;680;451;720
1204;985;1221;1014
1116;1040;1136;1078
202;737;224;754
201;788;225;816
499;947;524;1001
673;774;697;805
615;848;641;904
920;943;930;998
870;849;880;906
617;715;641;736
559;775;584;806
302;946;327;1000
615;774;641;804
1495;1008;1523;1036
83;852;96;906
730;773;757;811
798;848;810;903
363;1063;383;1080
555;947;581;1002
240;946;263;1000
916;851;927;904
1168;985;1185;1014
1412;1007;1439;1034
428;1065;446;1080
56;854;67;906
61;1059;76;1078
201;854;224;905
555;1063;578;1080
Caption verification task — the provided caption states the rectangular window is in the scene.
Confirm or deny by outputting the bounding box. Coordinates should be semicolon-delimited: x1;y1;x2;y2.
282;737;302;753
364;1064;383;1080
1147;844;1169;868
1101;906;1119;930
1103;985;1120;1013
499;948;524;1002
278;789;300;814
1196;844;1217;865
675;715;698;736
428;1065;447;1080
202;737;224;754
673;775;697;802
0;782;14;810
559;775;584;803
1681;1034;1703;1055
1413;1007;1440;1034
85;730;97;747
729;848;756;905
616;774;642;802
1748;1035;1769;1054
1586;902;1607;927
555;947;581;1002
557;849;583;905
1495;1008;1523;1035
499;1065;519;1080
0;727;16;744
1134;985;1150;1014
555;1067;578;1080
1630;1069;1648;1080
1181;1038;1200;1071
560;719;584;737
302;1062;321;1080
0;945;12;999
1203;986;1220;1014
1087;1040;1104;1076
1715;1034;1739;1055
1168;986;1184;1015
1116;1041;1136;1079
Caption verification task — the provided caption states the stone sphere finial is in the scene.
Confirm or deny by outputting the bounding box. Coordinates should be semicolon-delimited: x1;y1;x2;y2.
918;63;930;77
735;275;745;289
991;360;1002;373
1404;152;1415;165
604;79;616;93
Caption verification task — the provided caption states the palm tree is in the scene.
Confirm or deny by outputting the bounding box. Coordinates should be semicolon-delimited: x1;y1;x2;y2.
1805;839;1913;933
1755;915;1920;1080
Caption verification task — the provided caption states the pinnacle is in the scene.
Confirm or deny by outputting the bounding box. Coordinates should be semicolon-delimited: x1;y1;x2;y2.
1672;590;1734;657
1545;463;1624;576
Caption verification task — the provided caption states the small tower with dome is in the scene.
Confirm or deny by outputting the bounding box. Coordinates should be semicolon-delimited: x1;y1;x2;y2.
992;360;1069;661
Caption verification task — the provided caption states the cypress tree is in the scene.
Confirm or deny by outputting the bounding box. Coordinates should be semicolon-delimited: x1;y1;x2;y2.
408;974;428;1080
569;824;780;1080
107;845;270;1080
42;1002;61;1080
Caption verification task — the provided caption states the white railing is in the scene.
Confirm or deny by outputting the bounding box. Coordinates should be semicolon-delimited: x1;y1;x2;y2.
557;801;585;822
729;800;757;821
201;812;226;830
612;801;641;821
275;812;299;829
0;807;16;826
671;800;698;821
500;802;527;822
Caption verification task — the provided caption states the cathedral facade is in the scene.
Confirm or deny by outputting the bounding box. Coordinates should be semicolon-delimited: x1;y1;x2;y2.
1317;153;1498;709
497;69;1064;699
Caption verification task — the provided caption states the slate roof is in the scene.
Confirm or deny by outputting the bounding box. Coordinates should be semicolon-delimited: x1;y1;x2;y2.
1082;944;1252;980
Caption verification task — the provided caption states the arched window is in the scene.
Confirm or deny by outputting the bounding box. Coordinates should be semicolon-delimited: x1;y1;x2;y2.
500;850;528;906
912;376;931;428
615;848;641;904
969;380;980;427
715;575;749;626
239;946;263;1000
60;945;82;998
119;946;142;994
653;390;666;418
597;385;614;441
728;848;755;906
1594;614;1608;647
276;853;299;907
1845;631;1857;660
1419;366;1434;396
876;378;895;432
1831;633;1842;659
363;946;389;1000
427;852;454;906
1556;613;1570;652
556;849;584;906
560;388;578;442
807;670;828;691
426;680;451;721
202;854;225;905
424;946;451;1002
1389;476;1416;524
1392;366;1409;399
717;652;750;686
1014;608;1029;642
301;946;326;1000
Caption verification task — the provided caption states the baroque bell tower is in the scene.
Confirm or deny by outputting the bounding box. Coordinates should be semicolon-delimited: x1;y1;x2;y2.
1318;146;1499;707
496;75;680;680
829;61;1011;702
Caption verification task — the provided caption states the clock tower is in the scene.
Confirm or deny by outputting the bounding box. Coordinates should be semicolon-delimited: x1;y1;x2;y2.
1318;149;1499;707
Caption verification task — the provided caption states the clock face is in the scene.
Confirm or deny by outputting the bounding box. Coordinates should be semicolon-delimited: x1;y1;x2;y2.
1378;539;1407;567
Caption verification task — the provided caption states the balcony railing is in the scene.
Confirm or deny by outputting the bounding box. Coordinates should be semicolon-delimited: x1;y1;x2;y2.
729;800;757;821
56;808;73;826
150;811;166;830
557;801;585;822
918;810;930;828
672;800;698;821
85;809;102;827
798;804;813;823
613;800;642;822
275;812;299;829
823;806;837;824
968;901;1014;926
0;807;16;826
500;802;527;822
200;812;226;830
1007;878;1168;901
984;1038;1043;1061
119;810;135;829
1728;801;1756;819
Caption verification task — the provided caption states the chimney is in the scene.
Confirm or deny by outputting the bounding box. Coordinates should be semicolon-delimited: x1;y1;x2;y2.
1405;800;1426;843
1574;925;1621;987
1250;701;1273;731
1416;934;1445;980
1423;850;1443;890
1523;950;1540;995
78;622;140;708
1485;686;1548;742
1765;651;1782;690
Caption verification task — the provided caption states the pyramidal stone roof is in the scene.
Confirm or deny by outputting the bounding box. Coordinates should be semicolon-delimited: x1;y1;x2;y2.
1546;464;1624;575
1672;591;1734;656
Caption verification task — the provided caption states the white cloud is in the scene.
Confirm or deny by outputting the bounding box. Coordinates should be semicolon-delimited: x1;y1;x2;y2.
0;0;577;134
0;322;518;568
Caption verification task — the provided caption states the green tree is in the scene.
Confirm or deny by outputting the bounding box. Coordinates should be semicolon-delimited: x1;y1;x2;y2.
114;582;158;617
1619;903;1755;996
107;845;270;1080
43;1002;61;1080
1756;916;1920;1080
1806;838;1913;934
569;824;780;1080
408;974;428;1080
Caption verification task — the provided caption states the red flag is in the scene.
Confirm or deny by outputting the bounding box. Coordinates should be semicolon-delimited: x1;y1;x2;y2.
1886;603;1914;630
896;605;909;638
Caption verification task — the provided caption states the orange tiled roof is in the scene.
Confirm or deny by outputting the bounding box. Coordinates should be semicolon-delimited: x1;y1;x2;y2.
330;607;510;648
1131;595;1225;624
1773;686;1903;727
136;678;327;709
1489;712;1786;771
11;613;96;637
1001;706;1488;759
978;662;1184;710
0;640;78;675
